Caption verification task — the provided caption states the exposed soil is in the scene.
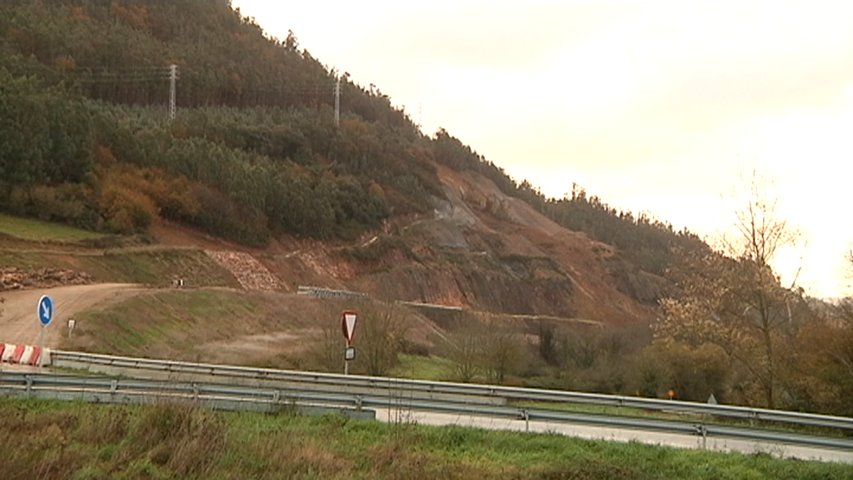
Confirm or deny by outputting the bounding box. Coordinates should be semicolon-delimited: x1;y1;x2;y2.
332;165;657;325
196;329;314;366
149;218;237;251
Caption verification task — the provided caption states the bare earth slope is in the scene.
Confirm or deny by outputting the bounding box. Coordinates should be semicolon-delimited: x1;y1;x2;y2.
289;165;661;326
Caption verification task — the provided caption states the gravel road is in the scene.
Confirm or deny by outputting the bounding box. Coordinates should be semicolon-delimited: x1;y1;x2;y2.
1;284;144;346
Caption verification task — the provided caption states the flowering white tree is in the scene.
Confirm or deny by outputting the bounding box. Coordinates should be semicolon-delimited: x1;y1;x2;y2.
656;176;800;408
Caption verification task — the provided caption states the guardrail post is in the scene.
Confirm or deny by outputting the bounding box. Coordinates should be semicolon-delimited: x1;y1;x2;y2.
694;424;708;449
521;409;530;432
192;383;200;401
355;395;363;412
25;375;33;397
273;390;281;403
110;380;118;394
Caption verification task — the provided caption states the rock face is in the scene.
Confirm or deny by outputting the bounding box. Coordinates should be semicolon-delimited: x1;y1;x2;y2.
205;251;280;291
0;267;92;291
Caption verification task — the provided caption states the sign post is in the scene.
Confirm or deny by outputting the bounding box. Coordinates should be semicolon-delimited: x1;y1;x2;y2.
341;310;357;375
37;295;54;368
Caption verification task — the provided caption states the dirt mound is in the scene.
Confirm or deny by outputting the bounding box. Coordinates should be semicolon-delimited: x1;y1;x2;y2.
149;219;236;250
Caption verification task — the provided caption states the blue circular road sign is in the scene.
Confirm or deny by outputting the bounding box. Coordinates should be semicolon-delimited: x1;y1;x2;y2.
37;295;54;326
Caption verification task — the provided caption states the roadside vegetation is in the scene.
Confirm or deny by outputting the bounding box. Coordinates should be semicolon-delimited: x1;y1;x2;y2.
0;397;848;480
66;276;853;419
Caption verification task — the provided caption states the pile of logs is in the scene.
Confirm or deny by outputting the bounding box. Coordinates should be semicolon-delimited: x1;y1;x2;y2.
0;267;91;291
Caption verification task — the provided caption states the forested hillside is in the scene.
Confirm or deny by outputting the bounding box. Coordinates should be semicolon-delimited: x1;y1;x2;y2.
0;0;702;269
0;0;436;245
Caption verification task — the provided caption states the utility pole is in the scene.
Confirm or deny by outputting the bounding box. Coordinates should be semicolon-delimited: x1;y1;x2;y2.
334;75;341;127
169;64;178;121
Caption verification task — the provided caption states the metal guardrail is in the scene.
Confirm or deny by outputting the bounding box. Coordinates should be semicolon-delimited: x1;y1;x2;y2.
50;350;853;433
296;285;368;300
2;369;852;453
0;372;376;419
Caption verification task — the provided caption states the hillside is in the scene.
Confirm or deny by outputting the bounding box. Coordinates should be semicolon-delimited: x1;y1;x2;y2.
0;0;704;324
5;1;850;418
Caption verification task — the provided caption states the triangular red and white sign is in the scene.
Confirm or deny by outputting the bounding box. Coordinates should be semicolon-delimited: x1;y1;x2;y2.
341;310;357;344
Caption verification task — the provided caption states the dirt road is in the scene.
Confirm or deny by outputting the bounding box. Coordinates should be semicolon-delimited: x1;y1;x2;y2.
1;284;145;347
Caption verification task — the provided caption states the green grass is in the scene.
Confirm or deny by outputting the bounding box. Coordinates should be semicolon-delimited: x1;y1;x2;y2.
0;397;848;479
0;249;238;287
69;289;260;357
392;354;456;381
0;212;105;242
65;289;354;368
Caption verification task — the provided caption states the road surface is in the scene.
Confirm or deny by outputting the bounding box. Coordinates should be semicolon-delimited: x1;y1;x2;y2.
373;408;853;464
0;284;144;346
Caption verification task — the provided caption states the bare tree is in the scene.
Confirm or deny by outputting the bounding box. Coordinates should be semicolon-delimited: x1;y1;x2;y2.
480;327;523;384
357;305;408;377
657;174;801;408
441;318;524;385
312;323;344;373
442;325;482;383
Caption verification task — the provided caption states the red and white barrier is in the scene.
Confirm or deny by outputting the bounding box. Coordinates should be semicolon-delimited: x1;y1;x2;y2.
0;343;49;366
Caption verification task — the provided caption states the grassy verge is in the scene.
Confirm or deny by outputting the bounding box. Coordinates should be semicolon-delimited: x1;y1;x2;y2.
0;397;848;480
0;249;237;287
65;289;357;366
392;354;456;381
0;212;105;242
68;289;270;358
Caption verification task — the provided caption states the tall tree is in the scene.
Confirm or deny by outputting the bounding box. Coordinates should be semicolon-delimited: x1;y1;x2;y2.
656;175;801;408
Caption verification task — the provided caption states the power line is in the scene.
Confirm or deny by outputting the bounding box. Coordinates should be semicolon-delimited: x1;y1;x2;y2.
334;75;341;127
4;61;354;119
169;64;177;120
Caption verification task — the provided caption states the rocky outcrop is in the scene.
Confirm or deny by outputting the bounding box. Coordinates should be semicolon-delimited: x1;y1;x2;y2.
205;251;280;291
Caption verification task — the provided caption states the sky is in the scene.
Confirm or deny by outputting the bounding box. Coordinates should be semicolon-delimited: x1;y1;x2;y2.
230;0;853;298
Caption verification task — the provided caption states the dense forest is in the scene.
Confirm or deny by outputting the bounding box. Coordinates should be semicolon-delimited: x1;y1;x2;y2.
1;1;850;415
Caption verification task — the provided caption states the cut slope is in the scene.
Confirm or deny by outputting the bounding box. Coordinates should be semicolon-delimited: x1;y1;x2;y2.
327;165;658;325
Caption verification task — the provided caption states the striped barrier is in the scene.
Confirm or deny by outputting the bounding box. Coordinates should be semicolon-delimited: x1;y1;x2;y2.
0;344;49;366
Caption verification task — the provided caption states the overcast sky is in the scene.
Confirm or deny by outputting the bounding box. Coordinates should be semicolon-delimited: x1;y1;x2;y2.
231;0;853;298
